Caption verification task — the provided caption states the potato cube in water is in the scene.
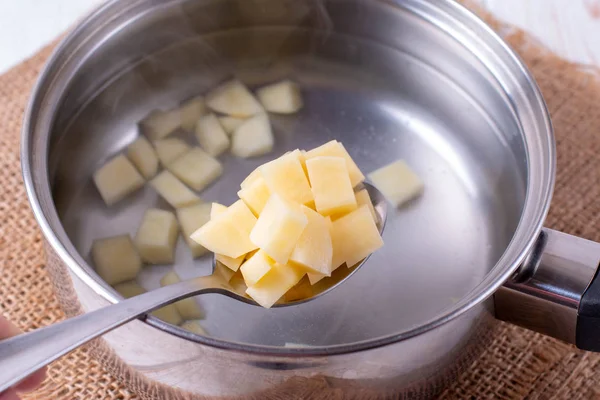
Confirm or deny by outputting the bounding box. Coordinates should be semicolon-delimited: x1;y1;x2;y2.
113;281;182;324
113;281;145;298
92;235;142;285
195;114;230;156
218;116;246;135
167;148;223;192
160;271;204;320
256;80;303;114
306;156;357;216
176;204;212;258
140;109;181;141
179;96;205;132
93;155;145;206
250;194;308;265
180;320;207;335
154;138;190;167
126;136;159;179
368;160;424;208
135;209;179;264
246;263;305;308
150;171;200;208
230;113;274;158
206;80;263;118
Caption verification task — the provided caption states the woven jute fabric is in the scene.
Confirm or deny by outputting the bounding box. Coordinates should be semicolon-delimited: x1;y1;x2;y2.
1;3;599;399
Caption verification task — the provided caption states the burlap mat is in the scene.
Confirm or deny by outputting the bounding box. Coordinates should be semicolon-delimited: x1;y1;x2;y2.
1;3;599;399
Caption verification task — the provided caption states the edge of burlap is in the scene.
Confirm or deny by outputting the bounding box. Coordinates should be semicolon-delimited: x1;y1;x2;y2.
0;2;599;399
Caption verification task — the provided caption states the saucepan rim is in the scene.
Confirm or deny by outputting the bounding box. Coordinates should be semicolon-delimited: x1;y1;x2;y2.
21;0;555;356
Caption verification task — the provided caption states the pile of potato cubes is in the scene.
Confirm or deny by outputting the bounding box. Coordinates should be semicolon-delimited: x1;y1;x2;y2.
192;141;387;308
89;79;303;328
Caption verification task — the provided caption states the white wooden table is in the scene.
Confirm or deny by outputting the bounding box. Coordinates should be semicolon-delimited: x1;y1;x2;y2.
0;0;599;74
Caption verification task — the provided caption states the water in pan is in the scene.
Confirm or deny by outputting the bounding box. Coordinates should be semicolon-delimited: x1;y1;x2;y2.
52;28;525;347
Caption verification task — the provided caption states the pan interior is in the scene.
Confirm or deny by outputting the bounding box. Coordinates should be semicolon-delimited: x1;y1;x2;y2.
49;0;528;347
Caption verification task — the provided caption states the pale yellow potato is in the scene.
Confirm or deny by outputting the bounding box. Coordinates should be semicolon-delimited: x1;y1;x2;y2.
180;320;207;335
167;148;223;191
191;200;258;258
304;140;364;188
92;235;142;285
210;202;228;219
216;253;245;272
240;250;275;286
176;203;212;258
230;113;274;158
250;194;308;265
246;263;305;308
240;167;261;189
229;271;249;295
218;116;246;135
113;281;182;324
113;281;146;298
150;171;200;208
126;136;159;179
237;175;270;216
256;80;303;114
259;151;313;205
160;271;204;320
93;155;145;206
153;138;190;166
179;96;205;132
195;113;230;156
140;109;181;140
306;156;357;216
355;189;377;224
283;276;313;302
331;205;383;270
368;160;424;208
215;262;236;282
289;205;332;276
135;209;179;264
206;80;263;117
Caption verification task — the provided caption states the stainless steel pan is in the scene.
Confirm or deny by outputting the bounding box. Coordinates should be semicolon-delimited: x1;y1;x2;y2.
17;0;600;398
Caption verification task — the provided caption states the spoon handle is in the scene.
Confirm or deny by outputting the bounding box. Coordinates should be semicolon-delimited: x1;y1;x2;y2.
0;278;209;393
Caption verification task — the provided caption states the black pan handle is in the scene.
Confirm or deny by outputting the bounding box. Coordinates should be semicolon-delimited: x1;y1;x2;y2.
494;229;600;349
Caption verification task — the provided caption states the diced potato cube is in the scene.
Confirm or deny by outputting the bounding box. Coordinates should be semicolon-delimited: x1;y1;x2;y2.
180;320;207;335
218;116;246;135
206;80;263;117
246;263;305;308
167;148;223;191
150;171;201;208
176;203;212;258
195;114;230;156
250;194;308;265
216;253;245;272
240;167;261;189
126;136;159;179
91;235;142;285
179;96;205;132
160;271;204;320
93;155;145;206
140;109;181;140
191;200;258;258
154;138;191;166
256;80;303;114
307;272;326;285
151;304;183;325
259;151;313;205
237;176;270;216
306;156;357;216
135;209;179;264
289;205;332;276
304;140;365;188
331;205;383;270
113;281;146;298
283;276;313;302
355;189;377;224
229;270;249;295
368;160;424;208
230;114;274;158
240;250;275;286
215;262;236;282
210;202;228;219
